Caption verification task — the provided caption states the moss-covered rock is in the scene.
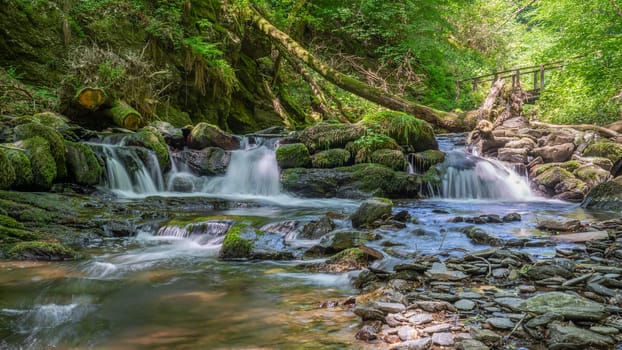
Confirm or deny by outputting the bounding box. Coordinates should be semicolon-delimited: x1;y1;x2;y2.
311;148;351;168
2;147;33;189
583;140;622;164
150;121;185;149
371;149;407;171
574;164;612;188
533;166;587;202
276;143;310;169
531;160;581;177
14;122;67;180
17;137;57;190
350;198;393;229
65;141;103;186
582;176;622;210
361;110;438;151
31;112;70;130
155;104;193;128
347;133;401;164
320;247;381;272
188;122;241;151
219;224;253;260
299;123;365;152
411;150;446;173
124;126;171;171
6;241;77;261
0;147;16;190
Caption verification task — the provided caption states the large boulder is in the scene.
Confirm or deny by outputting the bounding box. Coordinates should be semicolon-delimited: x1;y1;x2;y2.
64;141;103;186
150;121;185;149
124;126;171;171
14;122;67;180
275;143;310;169
573;164;612;187
531;143;575;163
581;176;622;210
361;111;438;151
497;148;528;164
371;149;407;171
532;166;587;202
547;323;614;349
311;148;351;168
0;147;16;189
2;147;32;189
16;137;57;190
175;148;230;176
540;129;576;147
350;198;392;229
519;292;608;321
298;122;365;152
583;140;622;164
410;150;445;172
187;123;240;151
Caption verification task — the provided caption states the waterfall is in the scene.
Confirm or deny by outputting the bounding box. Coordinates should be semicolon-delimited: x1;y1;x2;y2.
157;220;232;245
202;137;281;196
439;151;533;200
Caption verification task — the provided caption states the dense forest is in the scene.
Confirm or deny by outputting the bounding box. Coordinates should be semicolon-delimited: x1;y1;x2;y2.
1;1;622;349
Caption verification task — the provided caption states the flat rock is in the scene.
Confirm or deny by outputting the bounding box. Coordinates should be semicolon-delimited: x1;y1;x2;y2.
525;312;564;328
425;262;468;281
536;219;581;232
458;292;483;299
470;328;501;343
375;301;406;314
548;322;615;349
389;337;432;350
457;339;490;350
422;323;452;334
409;313;434;325
589;326;619;335
486;317;514;330
551;230;608;243
432;332;455;346
398;326;416;341
455;299;476;311
354;305;385;321
519;292;608;321
494;297;523;311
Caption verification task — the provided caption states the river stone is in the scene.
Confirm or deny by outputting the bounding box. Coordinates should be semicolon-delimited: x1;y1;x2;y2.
470;328;501;343
187;122;240;150
354;305;385;321
458;292;483;299
502;212;521;222
422;323;452;334
494;297;523;311
525;312;564;328
409;313;434;325
519;292;608;321
531;143;575;163
150;121;184;149
486;317;514;330
497;148;528;163
455;299;476;311
374;302;406;314
460;227;503;246
389;337;432;350
589;326;619;335
425;262;468;281
432;332;455;346
300;216;335;239
175;148;231;176
547;322;615;349
581;176;622;210
551;230;608;243
356;324;378;341
350;198;392;229
525;264;574;280
536;218;582;232
457;339;490;350
398;326;416;341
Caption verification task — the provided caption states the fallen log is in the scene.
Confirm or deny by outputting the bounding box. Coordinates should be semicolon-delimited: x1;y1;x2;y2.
73;87;107;111
104;101;142;131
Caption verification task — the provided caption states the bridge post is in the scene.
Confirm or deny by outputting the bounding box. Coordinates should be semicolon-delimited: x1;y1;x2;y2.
540;65;545;90
472;79;478;91
516;69;520;87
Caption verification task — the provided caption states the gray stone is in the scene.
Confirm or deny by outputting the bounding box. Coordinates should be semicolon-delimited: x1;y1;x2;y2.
422;323;452;334
532;143;575;163
354;305;385;321
470;328;501;343
458;292;483;299
350;198;392;229
432;332;455;346
494;297;523;311
548;322;615;349
409;313;434;325
300;216;335;239
356;324;378;341
398;326;416;341
486;317;514;330
389;337;432;350
374;301;406;314
519;292;608;321
426;292;459;302
525;264;574;280
525;312;564;328
455;299;476;311
457;339;490;350
536;218;582;232
497;147;528;163
425;262;468;281
589;326;619;335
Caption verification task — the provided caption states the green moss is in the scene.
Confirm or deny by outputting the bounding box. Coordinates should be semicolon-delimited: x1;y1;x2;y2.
165;215;267;227
220;224;253;259
360;111;438;151
342;163;418;197
311;148;351;168
0;225;39;243
276;143;311;169
372;197;394;205
2;147;33;189
17;137;57;190
64;141;103;186
31;112;69;130
348;132;401;163
0;148;16;190
370;149;407;171
326;248;367;268
299;123;366;151
6;241;77;261
14;123;67;180
411;150;445;172
124;127;171;171
583;141;622;164
0;214;23;229
156;104;193;128
532;160;582;177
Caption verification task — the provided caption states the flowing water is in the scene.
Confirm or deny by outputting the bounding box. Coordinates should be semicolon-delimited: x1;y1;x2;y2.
0;134;614;349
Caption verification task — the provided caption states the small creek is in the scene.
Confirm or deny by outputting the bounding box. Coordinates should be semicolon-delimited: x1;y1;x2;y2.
0;135;614;349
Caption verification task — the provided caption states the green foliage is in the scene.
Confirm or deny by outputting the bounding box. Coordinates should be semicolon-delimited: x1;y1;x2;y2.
183;36;238;97
311;148;351;168
349;131;399;163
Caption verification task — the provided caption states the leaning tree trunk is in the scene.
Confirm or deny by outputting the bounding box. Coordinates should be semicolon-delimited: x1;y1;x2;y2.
244;6;472;132
104;101;142;131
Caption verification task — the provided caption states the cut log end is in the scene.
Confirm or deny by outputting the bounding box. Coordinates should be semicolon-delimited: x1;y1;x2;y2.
107;101;143;131
74;87;106;111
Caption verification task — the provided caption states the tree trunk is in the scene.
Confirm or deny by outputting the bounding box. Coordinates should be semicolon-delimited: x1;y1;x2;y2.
244;6;470;132
104;101;142;131
73;87;107;111
477;78;505;121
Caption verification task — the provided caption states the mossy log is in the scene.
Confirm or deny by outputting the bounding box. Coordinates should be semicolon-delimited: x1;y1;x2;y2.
73;87;107;111
244;6;472;132
104;101;142;131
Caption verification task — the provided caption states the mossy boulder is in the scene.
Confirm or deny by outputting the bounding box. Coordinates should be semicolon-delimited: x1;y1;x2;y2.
582;176;622;210
347;133;401;164
371;149;407;171
361;111;438;151
219;224;253;260
350;197;393;229
219;224;292;260
155;104;193;128
533;166;587;202
6;241;77;261
275;143;310;169
188;122;241;151
573;164;612;188
1;147;32;189
31;112;70;130
0;224;39;243
311;148;351;168
410;150;446;172
17;137;57;190
65;141;103;186
531;160;581;177
0;147;16;190
150;121;185;149
583;140;622;164
321;247;381;272
14;122;67;180
124;126;171;171
299;122;365;152
307;230;376;256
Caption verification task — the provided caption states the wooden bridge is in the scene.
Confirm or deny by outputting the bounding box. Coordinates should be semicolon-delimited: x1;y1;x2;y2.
455;57;581;103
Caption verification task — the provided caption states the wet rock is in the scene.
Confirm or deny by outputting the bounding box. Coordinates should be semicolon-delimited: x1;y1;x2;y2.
547;322;615;349
457;339;490;350
586;282;618;297
414;301;457;312
533;166;587;200
350;198;392;229
260;221;299;237
470;328;501;343
169;175;195;192
354;305;385;321
460;227;504;246
389;337;432;350
589;326;619;335
486;317;514;330
432;332;455;346
519;292;608;321
300;216;335;239
525;264;574;280
425;262;468;281
187;122;240;150
574;164;612;187
582;140;622;164
409;313;434;325
319;247;381;272
497;147;528;163
494;297;523;311
356;324;378;341
175;148;231;176
150;121;184;149
455;299;476;311
374;301;406;314
298;122;365;152
536;219;582;232
65;141;103;186
502;212;521;222
525;312;564;328
458;292;483;299
552;230;608;243
531;143;575;163
582;176;622;210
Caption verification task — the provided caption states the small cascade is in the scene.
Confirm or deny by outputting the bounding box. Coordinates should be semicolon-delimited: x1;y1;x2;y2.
202;137;281;196
157;220;232;245
439;151;532;200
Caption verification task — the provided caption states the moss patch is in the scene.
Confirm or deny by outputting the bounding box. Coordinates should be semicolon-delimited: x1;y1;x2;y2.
0;147;16;190
532;160;581;177
14;123;67;180
220;224;253;259
124;127;171;171
276;143;310;169
6;241;77;261
361;110;438;151
311;148;351;168
17;137;57;190
2;147;33;189
65;141;103;186
583;141;622;164
299;123;365;151
347;132;400;163
371;149;407;171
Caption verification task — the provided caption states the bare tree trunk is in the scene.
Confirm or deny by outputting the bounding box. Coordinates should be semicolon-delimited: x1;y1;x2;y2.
477;78;505;121
244;6;470;131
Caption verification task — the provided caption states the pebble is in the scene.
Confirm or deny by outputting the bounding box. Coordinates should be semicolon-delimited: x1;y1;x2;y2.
486;317;515;330
432;332;455;346
455;299;476;311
